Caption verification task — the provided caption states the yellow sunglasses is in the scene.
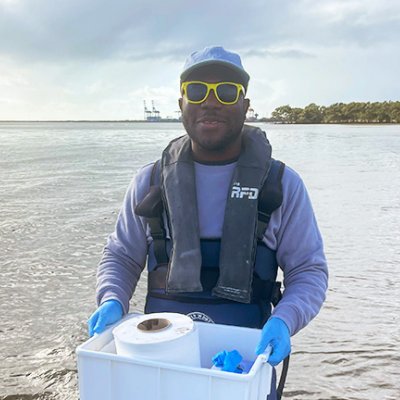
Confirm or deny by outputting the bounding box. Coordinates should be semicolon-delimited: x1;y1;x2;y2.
181;81;246;105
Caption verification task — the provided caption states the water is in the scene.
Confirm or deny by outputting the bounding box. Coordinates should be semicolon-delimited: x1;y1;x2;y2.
1;122;399;400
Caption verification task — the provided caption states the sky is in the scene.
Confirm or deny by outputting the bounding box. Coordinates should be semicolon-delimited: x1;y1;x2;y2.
0;0;399;120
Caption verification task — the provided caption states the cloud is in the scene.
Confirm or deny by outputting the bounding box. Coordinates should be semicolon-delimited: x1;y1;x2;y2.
289;0;400;47
242;48;314;59
307;0;400;23
2;0;398;65
0;0;398;120
0;67;28;87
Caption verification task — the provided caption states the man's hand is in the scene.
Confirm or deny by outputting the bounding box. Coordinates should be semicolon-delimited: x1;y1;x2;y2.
87;299;123;337
255;317;291;366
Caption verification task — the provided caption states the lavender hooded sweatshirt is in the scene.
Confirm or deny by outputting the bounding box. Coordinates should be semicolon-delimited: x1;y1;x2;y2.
96;160;328;336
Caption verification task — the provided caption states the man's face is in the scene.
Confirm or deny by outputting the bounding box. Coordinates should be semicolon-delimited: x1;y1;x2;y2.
179;65;250;162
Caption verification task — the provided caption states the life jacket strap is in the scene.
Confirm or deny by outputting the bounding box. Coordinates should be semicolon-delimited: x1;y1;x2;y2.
256;160;285;240
134;160;169;264
271;281;283;307
146;291;237;304
148;263;276;305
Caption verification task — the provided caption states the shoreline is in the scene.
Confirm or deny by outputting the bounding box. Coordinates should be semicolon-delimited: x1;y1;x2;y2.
0;120;399;125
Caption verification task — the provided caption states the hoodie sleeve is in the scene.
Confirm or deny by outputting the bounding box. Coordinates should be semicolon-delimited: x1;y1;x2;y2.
95;163;154;314
263;165;328;335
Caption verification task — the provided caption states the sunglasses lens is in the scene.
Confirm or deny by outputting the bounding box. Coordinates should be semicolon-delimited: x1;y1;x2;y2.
186;83;208;102
216;83;239;103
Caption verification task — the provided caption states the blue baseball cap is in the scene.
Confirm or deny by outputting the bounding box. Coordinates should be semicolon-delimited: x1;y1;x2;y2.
180;46;250;88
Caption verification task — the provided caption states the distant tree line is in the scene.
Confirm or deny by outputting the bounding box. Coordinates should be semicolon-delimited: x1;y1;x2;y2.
268;101;400;124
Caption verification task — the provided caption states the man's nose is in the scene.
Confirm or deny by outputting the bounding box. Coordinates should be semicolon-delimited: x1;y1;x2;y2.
201;89;221;109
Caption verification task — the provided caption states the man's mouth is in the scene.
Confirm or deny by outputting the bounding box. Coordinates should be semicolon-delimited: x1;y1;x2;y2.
197;117;225;125
202;120;219;125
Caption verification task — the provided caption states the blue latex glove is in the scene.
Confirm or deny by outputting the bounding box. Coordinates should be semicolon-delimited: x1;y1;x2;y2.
87;299;123;337
212;350;243;373
255;317;291;366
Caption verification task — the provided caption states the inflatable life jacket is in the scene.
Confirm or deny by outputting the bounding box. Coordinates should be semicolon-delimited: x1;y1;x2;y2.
135;126;285;328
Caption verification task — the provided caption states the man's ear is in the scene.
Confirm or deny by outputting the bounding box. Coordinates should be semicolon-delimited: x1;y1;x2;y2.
243;98;250;114
178;97;183;111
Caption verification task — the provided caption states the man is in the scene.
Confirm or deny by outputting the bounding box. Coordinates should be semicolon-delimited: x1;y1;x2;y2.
88;46;328;399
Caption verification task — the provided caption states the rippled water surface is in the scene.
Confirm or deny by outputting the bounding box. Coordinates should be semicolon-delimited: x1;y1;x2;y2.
1;122;399;400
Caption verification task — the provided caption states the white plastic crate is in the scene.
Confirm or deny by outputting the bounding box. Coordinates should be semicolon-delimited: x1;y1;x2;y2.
76;314;272;400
